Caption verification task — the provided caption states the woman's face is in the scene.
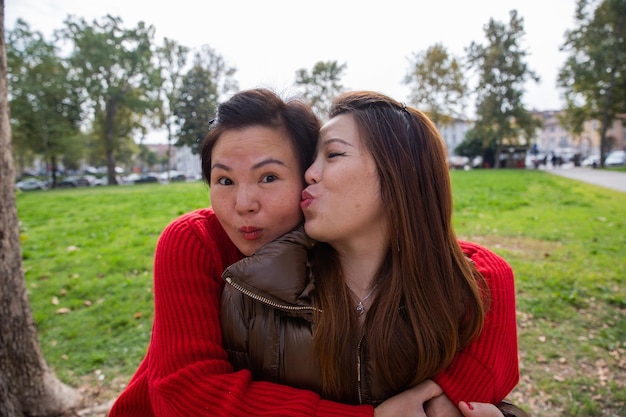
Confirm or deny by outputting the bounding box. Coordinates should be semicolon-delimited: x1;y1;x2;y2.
301;114;387;251
210;126;304;256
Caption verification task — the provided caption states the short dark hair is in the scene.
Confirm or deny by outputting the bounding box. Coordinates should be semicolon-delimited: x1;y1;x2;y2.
200;88;320;184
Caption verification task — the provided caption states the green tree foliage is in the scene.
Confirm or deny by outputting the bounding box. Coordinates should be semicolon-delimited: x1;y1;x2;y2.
91;104;145;170
57;15;160;184
456;127;497;168
403;43;468;126
294;61;346;120
174;45;238;154
558;0;626;165
156;38;189;175
464;10;541;167
7;19;82;185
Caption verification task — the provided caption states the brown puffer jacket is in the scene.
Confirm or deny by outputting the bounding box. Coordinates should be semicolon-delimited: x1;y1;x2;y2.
220;225;323;393
220;227;531;417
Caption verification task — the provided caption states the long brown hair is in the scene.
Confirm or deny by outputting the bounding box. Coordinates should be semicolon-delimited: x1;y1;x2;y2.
311;91;489;403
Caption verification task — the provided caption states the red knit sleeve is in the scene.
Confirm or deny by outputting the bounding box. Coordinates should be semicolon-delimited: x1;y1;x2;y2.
433;240;520;405
109;208;373;417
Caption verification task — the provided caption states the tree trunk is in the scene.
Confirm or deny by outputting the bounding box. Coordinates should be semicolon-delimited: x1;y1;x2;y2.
105;99;119;185
0;3;82;415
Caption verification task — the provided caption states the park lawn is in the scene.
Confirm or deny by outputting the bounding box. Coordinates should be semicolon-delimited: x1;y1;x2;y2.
16;170;626;417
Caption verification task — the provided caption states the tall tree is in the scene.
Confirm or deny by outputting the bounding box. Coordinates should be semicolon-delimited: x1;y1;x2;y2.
7;19;82;187
294;61;346;119
465;10;541;167
403;43;468;126
58;15;160;184
156;38;189;178
558;0;626;165
174;45;238;154
0;2;82;415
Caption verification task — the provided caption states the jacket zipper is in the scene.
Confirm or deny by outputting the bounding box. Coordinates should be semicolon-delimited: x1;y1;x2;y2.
357;336;363;404
224;276;319;313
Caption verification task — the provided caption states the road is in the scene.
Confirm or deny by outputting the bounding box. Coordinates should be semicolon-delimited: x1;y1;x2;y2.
545;166;626;193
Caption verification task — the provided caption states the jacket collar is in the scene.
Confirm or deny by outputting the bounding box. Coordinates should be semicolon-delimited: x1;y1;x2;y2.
222;225;317;308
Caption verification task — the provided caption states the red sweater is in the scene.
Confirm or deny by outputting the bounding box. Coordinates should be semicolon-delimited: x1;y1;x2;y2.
109;208;373;417
434;240;520;404
109;208;519;416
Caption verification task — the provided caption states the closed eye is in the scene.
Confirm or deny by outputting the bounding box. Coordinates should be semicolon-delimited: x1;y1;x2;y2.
328;151;346;159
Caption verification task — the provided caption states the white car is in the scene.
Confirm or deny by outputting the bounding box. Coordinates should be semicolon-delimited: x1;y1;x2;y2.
605;150;626;167
581;155;600;167
16;178;48;191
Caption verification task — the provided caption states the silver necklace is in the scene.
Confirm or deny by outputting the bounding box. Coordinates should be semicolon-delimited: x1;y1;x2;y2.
346;281;380;316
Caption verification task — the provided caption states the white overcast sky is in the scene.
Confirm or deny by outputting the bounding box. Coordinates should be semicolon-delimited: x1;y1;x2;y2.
6;0;577;136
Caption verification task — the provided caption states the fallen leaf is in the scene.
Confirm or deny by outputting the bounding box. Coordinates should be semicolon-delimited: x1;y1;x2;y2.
51;296;59;305
56;307;71;314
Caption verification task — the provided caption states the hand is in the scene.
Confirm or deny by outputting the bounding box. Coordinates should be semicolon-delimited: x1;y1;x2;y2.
458;402;505;417
374;379;444;417
424;393;462;417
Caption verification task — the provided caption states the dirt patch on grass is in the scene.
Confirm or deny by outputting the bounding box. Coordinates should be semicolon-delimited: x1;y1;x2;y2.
459;234;563;261
68;375;127;416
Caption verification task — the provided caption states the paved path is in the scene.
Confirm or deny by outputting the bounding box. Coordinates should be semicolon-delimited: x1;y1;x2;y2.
545;166;626;193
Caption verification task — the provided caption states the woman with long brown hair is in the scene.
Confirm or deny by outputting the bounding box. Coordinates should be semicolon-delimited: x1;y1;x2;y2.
306;90;491;404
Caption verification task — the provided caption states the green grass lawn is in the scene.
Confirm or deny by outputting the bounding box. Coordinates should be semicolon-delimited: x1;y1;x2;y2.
16;171;626;417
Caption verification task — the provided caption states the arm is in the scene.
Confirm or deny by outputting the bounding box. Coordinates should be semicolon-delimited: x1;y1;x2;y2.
375;381;516;417
433;241;520;405
109;209;372;417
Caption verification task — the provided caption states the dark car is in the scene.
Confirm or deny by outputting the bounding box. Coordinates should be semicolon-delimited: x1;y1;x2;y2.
58;175;96;188
134;174;159;184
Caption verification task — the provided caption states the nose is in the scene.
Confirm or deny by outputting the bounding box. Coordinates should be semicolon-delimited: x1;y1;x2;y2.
304;159;320;185
234;186;260;214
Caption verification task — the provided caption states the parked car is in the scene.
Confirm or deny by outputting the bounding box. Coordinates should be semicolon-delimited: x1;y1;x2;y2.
93;176;109;186
58;175;96;188
581;155;600;167
159;170;187;182
134;173;159;184
605;150;626;167
447;156;470;170
121;173;141;184
15;178;48;191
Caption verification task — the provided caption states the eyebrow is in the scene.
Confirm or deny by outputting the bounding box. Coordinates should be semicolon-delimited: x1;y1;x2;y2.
211;158;288;172
321;138;354;147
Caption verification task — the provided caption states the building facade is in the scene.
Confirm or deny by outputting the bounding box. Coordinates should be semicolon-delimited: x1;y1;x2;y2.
436;118;473;157
533;111;626;158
